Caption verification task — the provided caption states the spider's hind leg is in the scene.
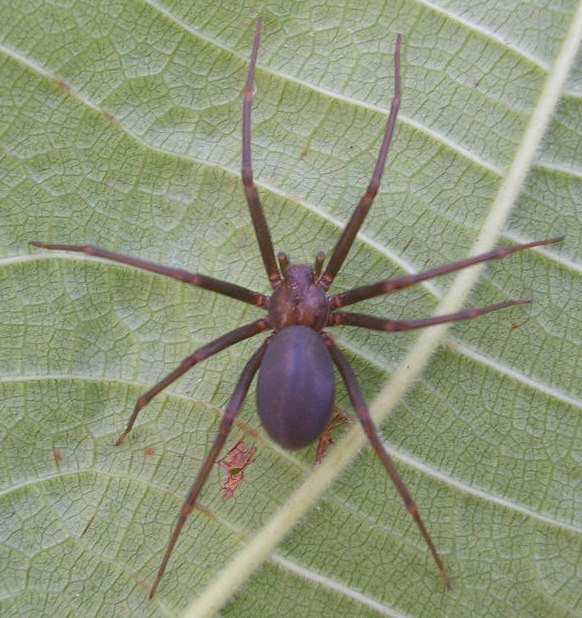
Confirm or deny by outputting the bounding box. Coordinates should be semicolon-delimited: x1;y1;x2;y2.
322;333;451;589
149;338;270;598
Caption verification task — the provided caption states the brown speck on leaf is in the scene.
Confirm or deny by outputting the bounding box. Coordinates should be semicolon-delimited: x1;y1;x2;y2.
56;79;71;92
315;407;352;463
53;449;63;465
219;440;257;500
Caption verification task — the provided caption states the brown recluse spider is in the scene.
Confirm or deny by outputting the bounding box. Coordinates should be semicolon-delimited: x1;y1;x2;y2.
31;19;563;598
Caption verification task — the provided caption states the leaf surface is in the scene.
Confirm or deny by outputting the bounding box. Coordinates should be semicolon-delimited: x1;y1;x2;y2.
0;2;580;617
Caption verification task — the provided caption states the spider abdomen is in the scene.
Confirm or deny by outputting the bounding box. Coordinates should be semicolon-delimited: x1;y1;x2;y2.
257;325;335;450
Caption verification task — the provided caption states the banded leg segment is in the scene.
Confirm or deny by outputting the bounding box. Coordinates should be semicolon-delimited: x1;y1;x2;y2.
323;334;450;588
116;319;270;445
330;236;564;309
149;339;269;598
30;242;268;308
319;35;402;291
242;19;281;287
329;300;529;331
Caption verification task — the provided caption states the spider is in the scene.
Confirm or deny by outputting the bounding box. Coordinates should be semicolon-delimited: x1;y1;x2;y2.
31;19;563;598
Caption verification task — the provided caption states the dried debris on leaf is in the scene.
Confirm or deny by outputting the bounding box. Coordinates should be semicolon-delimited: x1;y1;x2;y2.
219;440;257;501
315;407;352;464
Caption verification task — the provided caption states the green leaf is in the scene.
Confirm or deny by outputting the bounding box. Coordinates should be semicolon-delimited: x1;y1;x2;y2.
0;2;580;618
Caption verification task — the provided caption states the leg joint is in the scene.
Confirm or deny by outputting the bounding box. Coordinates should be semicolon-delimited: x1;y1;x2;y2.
241;168;253;186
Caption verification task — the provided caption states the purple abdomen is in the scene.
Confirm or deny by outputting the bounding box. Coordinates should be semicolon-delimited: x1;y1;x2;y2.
257;326;335;450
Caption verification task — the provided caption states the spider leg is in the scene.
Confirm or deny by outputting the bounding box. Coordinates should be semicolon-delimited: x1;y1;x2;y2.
149;338;270;598
116;319;270;445
319;35;401;291
30;242;268;307
329;299;529;331
330;236;564;309
242;19;281;287
322;333;451;588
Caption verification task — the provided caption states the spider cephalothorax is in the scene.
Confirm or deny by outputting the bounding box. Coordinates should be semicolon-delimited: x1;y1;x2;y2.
267;263;330;330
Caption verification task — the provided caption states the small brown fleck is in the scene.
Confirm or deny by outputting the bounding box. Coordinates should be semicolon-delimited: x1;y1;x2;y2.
56;79;71;92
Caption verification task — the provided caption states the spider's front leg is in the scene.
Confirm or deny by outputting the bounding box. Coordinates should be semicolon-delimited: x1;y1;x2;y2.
319;35;401;291
241;18;281;287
